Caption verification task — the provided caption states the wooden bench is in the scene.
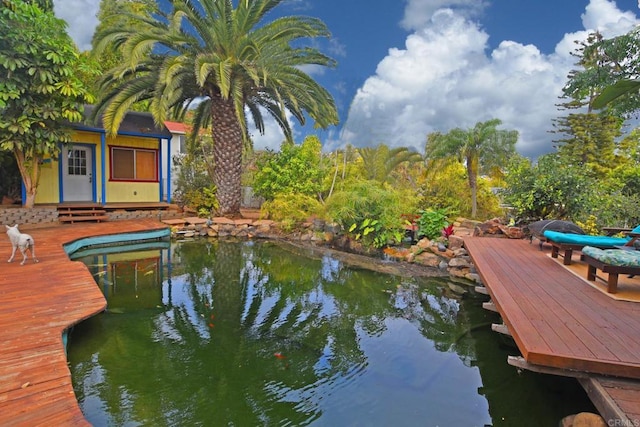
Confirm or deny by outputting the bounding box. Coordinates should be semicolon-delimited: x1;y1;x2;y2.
582;253;640;293
549;242;584;265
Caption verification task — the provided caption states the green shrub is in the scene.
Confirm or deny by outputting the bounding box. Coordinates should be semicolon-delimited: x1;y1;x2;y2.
416;208;450;240
184;186;219;218
261;193;323;231
325;180;406;248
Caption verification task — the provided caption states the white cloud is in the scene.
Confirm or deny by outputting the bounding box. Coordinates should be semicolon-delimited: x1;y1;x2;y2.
250;109;298;151
400;0;488;31
338;0;640;159
53;0;100;51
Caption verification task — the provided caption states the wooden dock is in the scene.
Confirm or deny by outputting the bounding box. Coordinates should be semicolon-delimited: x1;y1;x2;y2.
464;236;640;424
0;219;169;426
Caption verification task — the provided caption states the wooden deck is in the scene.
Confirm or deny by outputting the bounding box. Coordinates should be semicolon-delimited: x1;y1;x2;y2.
0;219;169;426
464;236;640;423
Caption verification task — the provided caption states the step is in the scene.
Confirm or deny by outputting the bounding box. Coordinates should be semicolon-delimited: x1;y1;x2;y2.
59;215;109;223
58;209;107;215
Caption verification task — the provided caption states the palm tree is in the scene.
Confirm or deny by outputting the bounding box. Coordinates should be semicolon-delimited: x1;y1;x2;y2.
357;144;423;183
91;0;339;217
425;119;518;218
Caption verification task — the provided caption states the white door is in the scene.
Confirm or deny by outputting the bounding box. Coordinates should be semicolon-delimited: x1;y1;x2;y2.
62;145;93;202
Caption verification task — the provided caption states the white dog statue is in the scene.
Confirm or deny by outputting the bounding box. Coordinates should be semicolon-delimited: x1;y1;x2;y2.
6;224;38;265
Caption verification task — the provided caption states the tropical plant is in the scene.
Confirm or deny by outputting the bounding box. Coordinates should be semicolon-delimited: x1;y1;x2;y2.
0;0;94;207
325;180;408;248
425;119;518;218
91;0;339;217
356;144;423;184
253;135;326;201
260;193;323;231
564;29;640;116
416;208;450;240
550;112;622;177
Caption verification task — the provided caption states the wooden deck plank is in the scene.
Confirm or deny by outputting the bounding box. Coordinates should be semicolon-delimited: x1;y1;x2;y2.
464;236;640;377
0;219;169;425
465;236;640;423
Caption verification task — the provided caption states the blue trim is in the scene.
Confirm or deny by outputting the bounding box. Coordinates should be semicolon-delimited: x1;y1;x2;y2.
57;144;63;202
158;137;164;202
63;228;171;257
100;133;106;203
166;137;172;203
59;143;97;202
116;130;170;139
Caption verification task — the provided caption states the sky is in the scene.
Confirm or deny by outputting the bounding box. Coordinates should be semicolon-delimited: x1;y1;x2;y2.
52;0;640;159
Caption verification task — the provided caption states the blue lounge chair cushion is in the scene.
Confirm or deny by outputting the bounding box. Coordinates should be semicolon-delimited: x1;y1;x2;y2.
543;230;630;248
582;246;640;267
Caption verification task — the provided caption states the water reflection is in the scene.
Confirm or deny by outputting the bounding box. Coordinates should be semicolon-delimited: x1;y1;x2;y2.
68;240;593;426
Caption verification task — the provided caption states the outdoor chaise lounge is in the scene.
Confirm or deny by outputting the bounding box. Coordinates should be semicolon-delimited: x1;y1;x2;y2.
581;245;640;293
543;226;640;265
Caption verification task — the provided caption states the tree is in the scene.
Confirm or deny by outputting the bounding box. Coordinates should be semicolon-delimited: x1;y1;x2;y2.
92;0;339;217
551;112;622;176
84;0;157;101
356;144;422;184
425;119;517;218
0;0;94;207
253;135;325;201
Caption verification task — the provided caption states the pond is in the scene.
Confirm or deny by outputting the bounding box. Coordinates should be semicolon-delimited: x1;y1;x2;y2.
67;239;595;426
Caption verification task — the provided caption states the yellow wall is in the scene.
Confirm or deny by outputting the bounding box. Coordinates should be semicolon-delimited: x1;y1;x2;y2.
34;156;60;204
34;130;161;204
106;135;160;203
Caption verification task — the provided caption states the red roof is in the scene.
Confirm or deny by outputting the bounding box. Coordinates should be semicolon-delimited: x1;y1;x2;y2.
164;121;188;134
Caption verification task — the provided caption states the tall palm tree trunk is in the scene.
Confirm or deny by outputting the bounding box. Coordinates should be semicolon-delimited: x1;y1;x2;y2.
210;96;243;217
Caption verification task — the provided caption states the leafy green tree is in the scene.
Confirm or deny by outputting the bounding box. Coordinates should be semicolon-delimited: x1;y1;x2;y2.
92;0;339;217
0;0;94;207
425;119;517;218
253;135;326;201
85;0;157;101
356;144;422;183
419;161;502;219
565;28;640;116
551;112;622;176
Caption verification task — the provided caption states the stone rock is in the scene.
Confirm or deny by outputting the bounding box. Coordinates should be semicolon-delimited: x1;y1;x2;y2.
498;225;524;239
416;238;431;249
437;242;447;252
465;273;482;283
457;218;482;230
414;252;441;267
448;267;471;278
561;413;606;427
207;229;218;237
448;235;464;250
448;283;467;295
449;256;472;268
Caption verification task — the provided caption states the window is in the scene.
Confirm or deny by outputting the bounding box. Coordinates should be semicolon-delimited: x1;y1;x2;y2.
178;134;187;154
67;149;87;176
111;147;158;181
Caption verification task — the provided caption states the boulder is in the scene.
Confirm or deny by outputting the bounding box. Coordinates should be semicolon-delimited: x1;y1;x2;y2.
414;252;441;267
448;235;464;250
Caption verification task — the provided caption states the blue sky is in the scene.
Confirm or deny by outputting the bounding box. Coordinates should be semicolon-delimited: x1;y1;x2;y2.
53;0;640;159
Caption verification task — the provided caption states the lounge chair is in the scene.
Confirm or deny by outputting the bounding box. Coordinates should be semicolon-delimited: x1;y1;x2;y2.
543;226;640;265
581;245;640;293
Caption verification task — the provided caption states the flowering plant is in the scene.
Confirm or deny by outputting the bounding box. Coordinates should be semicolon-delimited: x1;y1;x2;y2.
441;224;454;239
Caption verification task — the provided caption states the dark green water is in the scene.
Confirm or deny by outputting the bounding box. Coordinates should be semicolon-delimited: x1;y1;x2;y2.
67;239;595;426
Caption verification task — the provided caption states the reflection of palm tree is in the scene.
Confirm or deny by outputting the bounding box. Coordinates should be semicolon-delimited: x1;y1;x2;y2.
70;240;478;425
